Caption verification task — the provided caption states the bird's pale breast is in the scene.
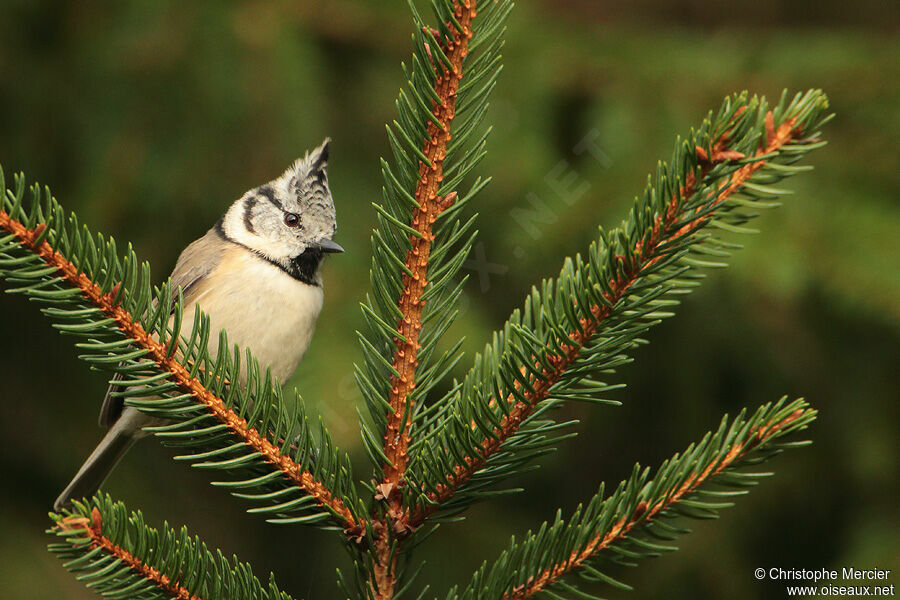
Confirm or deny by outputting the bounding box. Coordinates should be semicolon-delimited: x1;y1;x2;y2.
179;246;324;382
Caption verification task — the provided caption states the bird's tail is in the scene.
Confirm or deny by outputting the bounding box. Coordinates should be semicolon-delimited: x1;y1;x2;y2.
53;421;138;511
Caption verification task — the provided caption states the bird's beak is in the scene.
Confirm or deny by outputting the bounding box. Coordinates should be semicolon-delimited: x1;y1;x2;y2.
313;239;345;254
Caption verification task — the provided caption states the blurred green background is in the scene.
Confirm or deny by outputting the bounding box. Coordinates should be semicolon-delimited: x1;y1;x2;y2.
1;1;897;598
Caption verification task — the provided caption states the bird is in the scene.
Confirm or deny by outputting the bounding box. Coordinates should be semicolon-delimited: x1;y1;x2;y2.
54;139;343;511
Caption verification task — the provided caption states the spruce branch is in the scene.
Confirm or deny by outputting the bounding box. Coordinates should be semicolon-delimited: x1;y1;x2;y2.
409;90;831;525
356;1;513;596
450;397;817;600
357;0;512;496
379;0;474;497
0;172;363;534
49;494;294;600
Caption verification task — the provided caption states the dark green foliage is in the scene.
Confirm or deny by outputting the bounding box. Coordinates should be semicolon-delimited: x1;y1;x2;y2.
49;494;295;600
408;90;831;515
450;397;816;600
0;169;361;528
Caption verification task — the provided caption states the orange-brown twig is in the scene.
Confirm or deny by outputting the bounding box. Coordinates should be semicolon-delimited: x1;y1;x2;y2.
409;111;802;528
379;0;475;520
503;408;808;599
0;210;363;535
372;3;478;598
57;508;202;600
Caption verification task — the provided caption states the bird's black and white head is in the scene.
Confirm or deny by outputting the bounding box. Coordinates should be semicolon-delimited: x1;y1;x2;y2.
218;139;343;284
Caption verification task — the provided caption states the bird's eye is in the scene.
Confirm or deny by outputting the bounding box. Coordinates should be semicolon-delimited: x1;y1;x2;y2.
284;213;300;227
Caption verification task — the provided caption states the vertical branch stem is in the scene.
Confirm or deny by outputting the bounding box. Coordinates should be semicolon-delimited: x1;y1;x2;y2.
380;1;475;516
372;3;478;599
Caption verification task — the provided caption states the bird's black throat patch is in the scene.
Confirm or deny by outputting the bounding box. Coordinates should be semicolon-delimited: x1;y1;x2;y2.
286;247;323;285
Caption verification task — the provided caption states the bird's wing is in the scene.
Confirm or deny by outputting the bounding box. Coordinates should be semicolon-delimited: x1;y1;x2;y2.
99;227;226;427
